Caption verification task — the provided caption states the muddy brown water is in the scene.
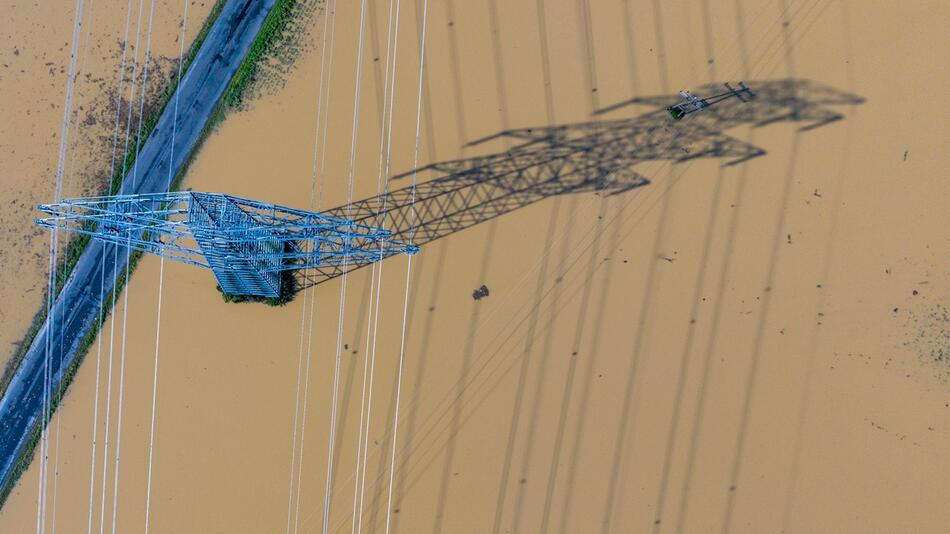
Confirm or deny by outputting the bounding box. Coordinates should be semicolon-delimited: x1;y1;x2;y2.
2;1;950;532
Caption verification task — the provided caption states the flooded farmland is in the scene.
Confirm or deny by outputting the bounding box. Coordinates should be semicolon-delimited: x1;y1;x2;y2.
1;1;949;532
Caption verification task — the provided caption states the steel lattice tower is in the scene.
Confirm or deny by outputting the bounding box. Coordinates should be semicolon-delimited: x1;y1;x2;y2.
36;192;419;296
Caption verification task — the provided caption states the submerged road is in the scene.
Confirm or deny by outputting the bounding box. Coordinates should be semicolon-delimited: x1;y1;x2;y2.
0;0;277;496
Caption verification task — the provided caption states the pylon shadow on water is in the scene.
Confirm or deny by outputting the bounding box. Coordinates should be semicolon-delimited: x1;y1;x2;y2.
293;78;864;293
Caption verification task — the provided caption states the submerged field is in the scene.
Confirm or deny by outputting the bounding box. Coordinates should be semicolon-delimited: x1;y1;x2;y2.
2;0;949;532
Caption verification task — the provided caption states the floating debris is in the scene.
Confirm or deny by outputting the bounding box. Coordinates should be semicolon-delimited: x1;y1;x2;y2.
472;284;490;301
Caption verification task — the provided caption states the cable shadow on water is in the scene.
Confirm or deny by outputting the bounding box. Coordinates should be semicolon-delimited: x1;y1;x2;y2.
649;1;730;530
534;0;607;527
443;0;467;152
781;1;858;528
494;1;564;530
649;159;727;532
432;2;513;529
718;131;800;534
554;194;624;534
327;272;374;498
489;195;563;534
538;193;606;534
367;0;385;130
508;194;579;534
364;249;428;531
316;82;859;534
599;163;675;534
285;81;860;533
384;241;447;533
780;107;855;533
351;242;612;534
577;0;599;112
720;2;800;529
388;3;446;519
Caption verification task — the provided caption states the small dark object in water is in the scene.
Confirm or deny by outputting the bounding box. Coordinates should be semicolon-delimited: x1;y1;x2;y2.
472;284;490;301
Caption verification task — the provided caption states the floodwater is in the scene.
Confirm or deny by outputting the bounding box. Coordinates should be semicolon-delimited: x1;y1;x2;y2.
2;0;950;533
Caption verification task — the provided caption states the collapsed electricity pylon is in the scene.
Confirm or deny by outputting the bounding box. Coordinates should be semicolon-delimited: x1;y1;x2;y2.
35;192;419;296
36;79;862;296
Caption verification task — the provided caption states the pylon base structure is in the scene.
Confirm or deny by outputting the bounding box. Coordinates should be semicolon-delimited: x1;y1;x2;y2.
36;192;419;297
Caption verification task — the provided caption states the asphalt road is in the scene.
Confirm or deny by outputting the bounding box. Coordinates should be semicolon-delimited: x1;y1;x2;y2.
0;0;277;495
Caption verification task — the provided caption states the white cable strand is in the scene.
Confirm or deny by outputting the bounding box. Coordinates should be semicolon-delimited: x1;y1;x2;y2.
382;2;427;532
142;255;165;534
38;230;56;534
287;255;310;532
50;0;98;529
98;0;147;530
40;211;63;534
142;1;189;530
109;1;156;531
322;0;371;531
355;0;403;529
311;1;830;529
115;0;147;197
97;241;121;534
286;3;336;532
287;293;309;529
96;2;142;532
37;0;86;531
127;0;157;190
108;237;132;534
351;0;401;529
85;248;108;534
291;6;341;533
51;0;87;204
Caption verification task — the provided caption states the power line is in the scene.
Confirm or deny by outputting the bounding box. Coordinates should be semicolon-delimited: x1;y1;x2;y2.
383;1;428;531
99;1;146;531
288;2;338;533
322;1;373;532
86;0;133;521
108;2;157;531
143;1;189;531
37;0;87;531
352;0;405;530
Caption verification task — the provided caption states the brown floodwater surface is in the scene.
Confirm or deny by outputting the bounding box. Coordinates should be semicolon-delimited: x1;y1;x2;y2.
2;1;950;533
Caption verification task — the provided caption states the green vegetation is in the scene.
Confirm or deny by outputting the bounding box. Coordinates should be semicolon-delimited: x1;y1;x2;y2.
216;241;298;306
221;0;298;110
217;270;297;307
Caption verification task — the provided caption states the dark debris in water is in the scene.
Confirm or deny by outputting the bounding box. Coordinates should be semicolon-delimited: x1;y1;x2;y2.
903;300;950;381
472;284;490;301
